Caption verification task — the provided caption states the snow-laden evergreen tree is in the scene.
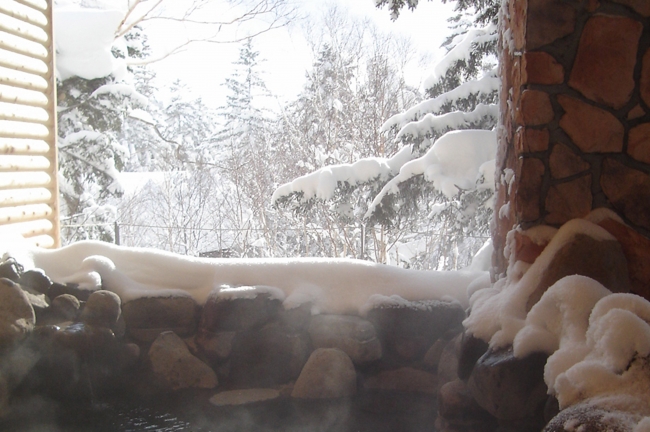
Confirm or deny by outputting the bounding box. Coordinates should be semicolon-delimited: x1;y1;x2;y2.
212;39;278;257
57;22;149;244
271;12;421;262
273;0;499;269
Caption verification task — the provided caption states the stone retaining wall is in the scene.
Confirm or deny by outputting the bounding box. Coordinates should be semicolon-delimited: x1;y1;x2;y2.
494;0;650;296
0;260;468;423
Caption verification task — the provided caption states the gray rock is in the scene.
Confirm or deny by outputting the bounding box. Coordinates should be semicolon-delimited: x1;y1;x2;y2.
148;331;218;390
0;278;35;350
0;373;8;417
209;388;280;406
81;290;121;328
292;348;356;399
364;367;437;394
467;347;547;421
51;294;81;322
122;295;198;343
308;315;381;364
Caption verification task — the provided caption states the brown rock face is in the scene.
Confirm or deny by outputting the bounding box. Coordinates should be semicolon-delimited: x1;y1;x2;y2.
611;0;650;16
558;95;624;153
525;52;564;85
568;15;642;109
512;231;549;264
601;159;650;231
598;218;650;301
527;233;630;310
627;105;646;120
516;158;545;222
628;123;650;164
520;90;554;126
549;144;590;179
545;175;592;225
642;50;650;107
516;128;549;153
527;0;576;50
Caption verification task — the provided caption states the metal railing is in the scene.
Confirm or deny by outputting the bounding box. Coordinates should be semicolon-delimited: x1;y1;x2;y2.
0;0;60;248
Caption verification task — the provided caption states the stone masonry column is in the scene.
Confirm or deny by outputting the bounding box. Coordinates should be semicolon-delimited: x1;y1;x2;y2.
494;0;650;296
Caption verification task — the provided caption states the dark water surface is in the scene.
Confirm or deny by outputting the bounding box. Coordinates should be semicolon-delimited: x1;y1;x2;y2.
0;390;437;432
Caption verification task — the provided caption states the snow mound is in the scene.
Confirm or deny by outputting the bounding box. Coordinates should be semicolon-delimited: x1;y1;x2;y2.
55;6;125;80
3;240;487;314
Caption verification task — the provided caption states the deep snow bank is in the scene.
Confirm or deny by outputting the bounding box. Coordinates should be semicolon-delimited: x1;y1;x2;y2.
2;239;489;315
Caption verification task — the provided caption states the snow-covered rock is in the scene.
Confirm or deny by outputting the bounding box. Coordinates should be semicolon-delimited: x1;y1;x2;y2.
199;286;282;332
365;297;465;361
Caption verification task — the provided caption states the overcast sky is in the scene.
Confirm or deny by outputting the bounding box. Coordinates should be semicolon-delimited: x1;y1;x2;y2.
145;0;456;109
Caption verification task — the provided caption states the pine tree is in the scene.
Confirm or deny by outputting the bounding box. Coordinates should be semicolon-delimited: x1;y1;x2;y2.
273;0;499;269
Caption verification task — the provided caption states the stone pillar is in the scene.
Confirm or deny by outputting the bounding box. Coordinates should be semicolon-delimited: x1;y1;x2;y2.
494;0;650;292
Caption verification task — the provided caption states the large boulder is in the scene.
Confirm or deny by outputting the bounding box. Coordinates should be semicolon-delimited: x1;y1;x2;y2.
122;295;198;343
292;348;357;399
148;331;217;391
366;298;465;361
363;367;437;395
526;232;630;310
80;290;121;329
0;278;35;350
467;347;547;421
308;314;381;364
200;286;282;332
228;322;310;387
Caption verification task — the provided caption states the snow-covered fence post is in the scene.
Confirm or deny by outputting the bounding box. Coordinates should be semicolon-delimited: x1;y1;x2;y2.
0;0;61;248
494;0;650;295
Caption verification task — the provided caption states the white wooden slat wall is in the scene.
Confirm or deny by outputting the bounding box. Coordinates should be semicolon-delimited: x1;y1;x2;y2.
0;0;59;248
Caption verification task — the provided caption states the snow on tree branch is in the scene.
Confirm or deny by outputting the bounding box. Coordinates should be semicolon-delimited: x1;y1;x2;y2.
424;23;497;90
366;129;496;217
395;103;498;139
381;72;499;131
272;145;414;204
